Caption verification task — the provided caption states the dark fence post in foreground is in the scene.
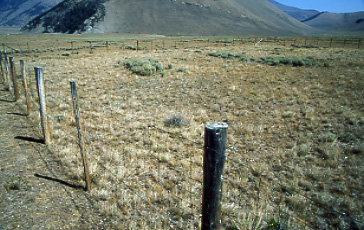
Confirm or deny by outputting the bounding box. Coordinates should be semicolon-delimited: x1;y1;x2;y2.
70;81;92;191
202;122;228;230
34;67;51;145
9;56;20;101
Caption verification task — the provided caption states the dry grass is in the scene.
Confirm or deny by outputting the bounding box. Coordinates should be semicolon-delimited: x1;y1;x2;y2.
1;34;364;229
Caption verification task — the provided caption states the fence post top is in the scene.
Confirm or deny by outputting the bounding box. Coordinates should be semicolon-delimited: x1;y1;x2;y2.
206;122;228;130
34;66;43;70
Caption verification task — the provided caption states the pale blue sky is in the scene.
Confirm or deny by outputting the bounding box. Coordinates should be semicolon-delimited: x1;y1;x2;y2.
275;0;364;13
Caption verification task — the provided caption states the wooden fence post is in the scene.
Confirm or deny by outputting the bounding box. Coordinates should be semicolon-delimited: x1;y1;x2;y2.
20;60;31;115
9;56;20;101
4;54;10;91
70;81;91;191
0;53;4;83
202;122;228;230
34;67;51;144
137;40;139;51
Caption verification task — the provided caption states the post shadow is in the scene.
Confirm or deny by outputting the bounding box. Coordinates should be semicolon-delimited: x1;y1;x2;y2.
15;136;45;144
34;174;84;190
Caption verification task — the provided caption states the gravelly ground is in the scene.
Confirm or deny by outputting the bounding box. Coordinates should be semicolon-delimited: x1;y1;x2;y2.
0;83;113;230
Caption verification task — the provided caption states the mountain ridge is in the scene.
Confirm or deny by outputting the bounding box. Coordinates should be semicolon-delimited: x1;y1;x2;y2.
22;0;314;36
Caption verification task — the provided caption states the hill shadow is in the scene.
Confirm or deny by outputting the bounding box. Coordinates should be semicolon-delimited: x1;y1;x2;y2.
7;112;27;116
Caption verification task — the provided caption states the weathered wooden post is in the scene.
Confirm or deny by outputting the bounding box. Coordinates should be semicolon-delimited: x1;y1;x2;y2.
4;53;10;91
137;40;139;51
202;122;228;230
20;60;31;115
70;81;92;191
9;56;20;101
34;67;51;145
0;53;4;83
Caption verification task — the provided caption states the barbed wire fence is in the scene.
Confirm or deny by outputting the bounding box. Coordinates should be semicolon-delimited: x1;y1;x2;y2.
0;37;363;229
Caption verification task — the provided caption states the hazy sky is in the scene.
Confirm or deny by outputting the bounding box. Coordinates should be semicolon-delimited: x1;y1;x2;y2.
275;0;364;13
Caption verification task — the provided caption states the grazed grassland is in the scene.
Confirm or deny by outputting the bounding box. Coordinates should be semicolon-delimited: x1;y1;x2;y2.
1;33;363;229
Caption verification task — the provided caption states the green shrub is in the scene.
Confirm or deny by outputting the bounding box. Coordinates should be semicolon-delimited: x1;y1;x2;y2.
291;44;319;49
208;51;246;61
62;52;71;56
123;58;163;76
176;67;187;73
125;45;137;50
258;56;320;67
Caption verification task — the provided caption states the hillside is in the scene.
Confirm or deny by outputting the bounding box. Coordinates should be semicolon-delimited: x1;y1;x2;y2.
267;0;320;22
0;0;62;27
22;0;313;36
303;11;364;32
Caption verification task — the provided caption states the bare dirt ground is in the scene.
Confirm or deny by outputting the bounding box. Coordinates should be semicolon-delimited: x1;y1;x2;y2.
0;84;112;229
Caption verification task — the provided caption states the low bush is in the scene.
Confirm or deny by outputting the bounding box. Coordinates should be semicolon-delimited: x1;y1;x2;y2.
258;56;318;67
164;113;189;127
176;67;187;73
125;45;137;50
208;51;247;61
291;44;320;49
123;58;163;76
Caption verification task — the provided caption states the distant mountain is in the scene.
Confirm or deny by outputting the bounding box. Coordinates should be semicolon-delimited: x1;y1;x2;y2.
22;0;314;36
0;0;62;27
268;0;364;33
267;0;320;22
303;11;364;32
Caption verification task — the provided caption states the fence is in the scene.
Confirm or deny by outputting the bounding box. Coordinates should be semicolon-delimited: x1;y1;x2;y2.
1;39;363;229
1;36;363;56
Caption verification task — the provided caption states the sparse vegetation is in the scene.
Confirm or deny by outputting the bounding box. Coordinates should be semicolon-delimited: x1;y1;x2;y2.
1;34;363;229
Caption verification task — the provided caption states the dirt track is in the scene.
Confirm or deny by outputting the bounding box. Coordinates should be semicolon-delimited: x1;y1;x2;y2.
0;83;112;229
